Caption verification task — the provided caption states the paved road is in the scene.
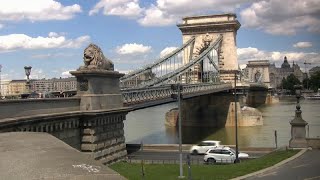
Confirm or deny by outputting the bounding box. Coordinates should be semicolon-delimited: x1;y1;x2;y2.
246;149;320;180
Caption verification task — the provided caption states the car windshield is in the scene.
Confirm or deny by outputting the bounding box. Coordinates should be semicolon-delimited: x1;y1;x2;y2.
229;148;236;154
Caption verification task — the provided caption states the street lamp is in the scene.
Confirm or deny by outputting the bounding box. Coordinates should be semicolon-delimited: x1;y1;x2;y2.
289;84;308;148
24;66;32;94
171;84;184;178
234;70;240;163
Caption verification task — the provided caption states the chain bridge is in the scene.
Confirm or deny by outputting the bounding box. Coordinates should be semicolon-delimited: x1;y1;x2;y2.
0;14;270;168
120;14;250;109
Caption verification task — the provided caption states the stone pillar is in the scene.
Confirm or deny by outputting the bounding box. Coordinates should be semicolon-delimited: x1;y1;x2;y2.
70;43;129;164
71;70;124;111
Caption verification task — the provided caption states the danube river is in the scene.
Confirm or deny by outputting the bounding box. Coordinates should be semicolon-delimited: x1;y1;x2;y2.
124;98;320;147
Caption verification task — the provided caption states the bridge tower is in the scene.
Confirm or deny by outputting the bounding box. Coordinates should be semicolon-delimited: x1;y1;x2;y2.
177;14;240;83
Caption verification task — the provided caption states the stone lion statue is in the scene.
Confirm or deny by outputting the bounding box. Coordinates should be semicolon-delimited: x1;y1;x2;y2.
79;43;114;71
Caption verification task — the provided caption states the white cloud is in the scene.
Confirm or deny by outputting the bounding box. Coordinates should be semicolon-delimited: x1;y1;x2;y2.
160;46;178;58
0;33;90;52
0;0;81;21
293;42;313;48
0;24;4;29
116;43;151;55
240;0;320;35
30;52;74;59
48;32;59;38
29;68;46;79
89;0;250;26
61;70;74;78
89;0;143;18
237;47;320;67
138;0;253;26
138;5;178;26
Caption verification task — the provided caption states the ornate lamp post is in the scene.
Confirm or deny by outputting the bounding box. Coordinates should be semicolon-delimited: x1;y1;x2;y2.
171;84;184;178
289;85;308;148
234;70;240;163
24;66;32;94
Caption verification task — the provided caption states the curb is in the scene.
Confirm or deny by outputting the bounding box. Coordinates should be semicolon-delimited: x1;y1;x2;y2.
231;148;308;180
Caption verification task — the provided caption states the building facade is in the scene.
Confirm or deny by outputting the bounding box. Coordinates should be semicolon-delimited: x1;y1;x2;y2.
52;77;77;92
244;57;304;89
0;80;11;97
4;77;77;97
8;80;27;96
269;57;304;88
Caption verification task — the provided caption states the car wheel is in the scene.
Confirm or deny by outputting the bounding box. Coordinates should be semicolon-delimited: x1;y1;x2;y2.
207;158;216;164
192;150;198;155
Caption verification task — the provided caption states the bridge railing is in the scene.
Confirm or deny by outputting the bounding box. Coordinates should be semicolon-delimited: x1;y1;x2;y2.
121;83;232;105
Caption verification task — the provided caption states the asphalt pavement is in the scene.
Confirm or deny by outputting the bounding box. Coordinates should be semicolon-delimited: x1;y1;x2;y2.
245;149;320;180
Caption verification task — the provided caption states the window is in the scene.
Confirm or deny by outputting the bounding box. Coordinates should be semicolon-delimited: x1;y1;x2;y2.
210;149;221;154
221;150;231;154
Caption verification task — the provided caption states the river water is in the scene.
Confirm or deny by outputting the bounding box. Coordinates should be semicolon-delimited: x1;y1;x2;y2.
124;98;320;147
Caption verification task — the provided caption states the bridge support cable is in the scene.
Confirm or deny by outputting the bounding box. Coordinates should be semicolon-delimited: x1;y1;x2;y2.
120;37;196;88
139;35;223;87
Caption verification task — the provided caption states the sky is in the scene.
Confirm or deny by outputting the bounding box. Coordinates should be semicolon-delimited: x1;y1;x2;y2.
0;0;319;81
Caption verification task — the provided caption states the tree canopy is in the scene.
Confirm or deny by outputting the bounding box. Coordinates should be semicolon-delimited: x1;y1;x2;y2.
281;74;301;94
309;71;320;92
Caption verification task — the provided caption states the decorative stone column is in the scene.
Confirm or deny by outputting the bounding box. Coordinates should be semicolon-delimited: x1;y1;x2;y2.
289;85;308;148
70;43;129;164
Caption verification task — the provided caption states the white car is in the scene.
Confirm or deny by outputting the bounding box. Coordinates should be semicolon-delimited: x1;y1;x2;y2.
204;146;249;164
189;140;221;155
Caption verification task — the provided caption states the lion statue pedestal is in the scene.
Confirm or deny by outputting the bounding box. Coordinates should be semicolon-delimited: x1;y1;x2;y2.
70;43;124;111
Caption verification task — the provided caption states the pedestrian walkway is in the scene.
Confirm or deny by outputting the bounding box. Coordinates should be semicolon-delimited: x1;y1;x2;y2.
0;132;126;180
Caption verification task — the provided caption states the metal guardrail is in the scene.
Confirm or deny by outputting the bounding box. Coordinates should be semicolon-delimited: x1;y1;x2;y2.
121;83;232;105
127;155;250;165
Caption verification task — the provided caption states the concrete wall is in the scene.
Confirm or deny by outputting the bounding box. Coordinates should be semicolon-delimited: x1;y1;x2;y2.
0;98;80;119
81;112;128;164
0;109;129;164
0;114;82;150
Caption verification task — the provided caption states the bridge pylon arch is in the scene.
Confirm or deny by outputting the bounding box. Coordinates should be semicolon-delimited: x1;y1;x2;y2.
177;13;241;83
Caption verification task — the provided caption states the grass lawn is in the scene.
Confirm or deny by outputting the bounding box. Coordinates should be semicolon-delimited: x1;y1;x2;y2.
110;149;299;180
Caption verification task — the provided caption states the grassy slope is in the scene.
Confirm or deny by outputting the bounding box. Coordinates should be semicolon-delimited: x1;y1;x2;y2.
110;150;299;180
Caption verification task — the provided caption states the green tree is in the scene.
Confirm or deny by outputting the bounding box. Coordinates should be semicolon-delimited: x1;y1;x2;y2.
309;71;320;92
303;78;310;90
281;74;301;94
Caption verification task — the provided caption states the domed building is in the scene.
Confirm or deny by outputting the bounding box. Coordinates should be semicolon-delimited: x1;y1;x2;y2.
269;56;304;88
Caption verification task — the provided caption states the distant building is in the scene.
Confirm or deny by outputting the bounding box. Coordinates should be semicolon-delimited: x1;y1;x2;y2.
8;80;27;96
52;77;77;92
244;57;304;89
121;71;155;88
5;77;77;96
31;79;54;93
309;66;320;76
0;80;11;97
269;57;304;88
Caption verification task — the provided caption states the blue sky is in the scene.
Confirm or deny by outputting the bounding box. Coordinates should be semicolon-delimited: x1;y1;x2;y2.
0;0;319;80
